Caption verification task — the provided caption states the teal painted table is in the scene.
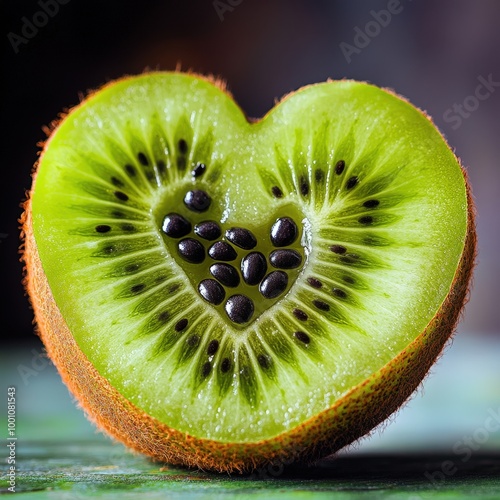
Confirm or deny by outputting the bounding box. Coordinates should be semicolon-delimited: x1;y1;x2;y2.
4;441;500;499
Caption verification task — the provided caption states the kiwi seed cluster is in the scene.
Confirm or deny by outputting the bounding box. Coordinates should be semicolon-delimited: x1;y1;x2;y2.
161;188;303;325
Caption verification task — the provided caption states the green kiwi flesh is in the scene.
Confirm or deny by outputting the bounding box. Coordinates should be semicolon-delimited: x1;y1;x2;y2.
26;73;472;463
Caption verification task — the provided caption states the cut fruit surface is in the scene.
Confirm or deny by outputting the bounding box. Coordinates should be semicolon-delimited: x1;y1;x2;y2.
23;73;475;471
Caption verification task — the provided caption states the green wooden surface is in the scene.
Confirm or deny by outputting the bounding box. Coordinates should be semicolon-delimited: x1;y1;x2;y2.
1;334;499;498
2;441;500;499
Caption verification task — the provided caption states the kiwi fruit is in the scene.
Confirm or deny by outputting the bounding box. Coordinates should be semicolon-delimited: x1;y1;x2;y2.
21;72;476;473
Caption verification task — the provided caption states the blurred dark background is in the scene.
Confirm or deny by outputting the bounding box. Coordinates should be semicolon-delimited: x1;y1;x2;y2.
2;0;500;345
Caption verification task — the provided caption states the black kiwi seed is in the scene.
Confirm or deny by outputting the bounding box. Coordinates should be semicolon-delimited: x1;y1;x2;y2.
184;190;211;212
137;152;149;166
363;199;380;208
178;139;188;154
175;318;188;332
346;176;359;190
201;362;212;378
178;238;205;264
294;331;310;344
260;271;288;299
111;210;125;218
307;277;322;289
130;283;146;295
225;227;257;250
359;216;374;225
271;186;283;198
300;176;309;196
192;162;206;178
241;252;267;285
162;213;192;238
270;217;298;247
315;169;324;182
269;249;302;269
208;241;237;261
332;288;347;299
257;354;271;369
198;279;225;305
125;164;136;177
194;221;221;241
210;263;240;287
335;160;345;175
207;339;219;356
313;299;330;311
111;176;124;187
220;357;231;373
121;223;135;232
292;308;308;321
343;276;355;284
225;294;254;324
157;160;166;173
95;224;111;233
330;244;347;255
114;191;129;201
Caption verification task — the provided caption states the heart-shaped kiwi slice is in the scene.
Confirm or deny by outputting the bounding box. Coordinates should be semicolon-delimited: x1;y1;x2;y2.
22;72;475;473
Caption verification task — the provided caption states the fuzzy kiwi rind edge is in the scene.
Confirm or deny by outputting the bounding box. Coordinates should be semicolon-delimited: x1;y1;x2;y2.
20;73;477;474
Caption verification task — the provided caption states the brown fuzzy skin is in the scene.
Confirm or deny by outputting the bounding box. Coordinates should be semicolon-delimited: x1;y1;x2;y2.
20;175;476;473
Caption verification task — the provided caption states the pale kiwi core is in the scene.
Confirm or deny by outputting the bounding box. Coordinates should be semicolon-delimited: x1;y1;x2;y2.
30;73;468;444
